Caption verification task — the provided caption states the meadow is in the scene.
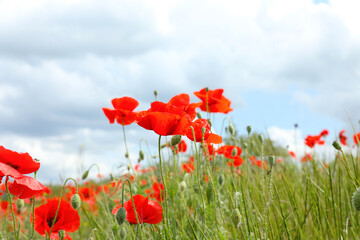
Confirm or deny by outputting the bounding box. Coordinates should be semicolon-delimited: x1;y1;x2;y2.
1;88;360;240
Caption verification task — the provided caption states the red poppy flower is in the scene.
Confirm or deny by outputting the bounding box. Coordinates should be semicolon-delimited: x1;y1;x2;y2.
301;153;312;162
320;129;329;136
102;97;139;125
149;182;164;202
32;198;80;239
8;175;48;199
194;88;233;113
182;161;195;173
0;146;40;175
217;145;242;159
168;93;202;120
305;135;325;148
339;130;347;145
137;101;191;136
288;151;296;158
186;119;222;144
249;156;266;169
169;140;187;154
112;194;163;224
354;133;360;145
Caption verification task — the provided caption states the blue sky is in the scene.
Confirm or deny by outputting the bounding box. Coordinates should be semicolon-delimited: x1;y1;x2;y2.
0;0;359;183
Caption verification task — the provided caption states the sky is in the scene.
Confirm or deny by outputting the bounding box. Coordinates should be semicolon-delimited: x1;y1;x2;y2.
0;0;360;183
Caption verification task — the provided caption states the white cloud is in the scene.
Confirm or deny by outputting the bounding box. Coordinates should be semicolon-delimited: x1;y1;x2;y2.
1;0;360;182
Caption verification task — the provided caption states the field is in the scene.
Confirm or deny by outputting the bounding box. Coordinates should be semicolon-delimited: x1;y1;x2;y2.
1;88;360;240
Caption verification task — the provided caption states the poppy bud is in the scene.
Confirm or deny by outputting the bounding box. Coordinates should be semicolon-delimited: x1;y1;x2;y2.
268;155;275;167
231;208;241;227
58;230;65;240
207;119;212;127
229;123;235;136
119;227;127;239
154;90;158;99
246;125;251;135
243;142;248;149
171;135;182;146
201;127;206;135
258;134;264;144
179;181;187;192
139;150;145;160
332;141;342;151
231;147;238;157
294;123;298;128
205;87;209;92
127;164;131;171
218;174;225;186
110;173;114;181
16;199;24;210
71;194;81;210
125;152;129;158
352;187;360;211
197;112;202;119
82;170;89;180
116;207;127;225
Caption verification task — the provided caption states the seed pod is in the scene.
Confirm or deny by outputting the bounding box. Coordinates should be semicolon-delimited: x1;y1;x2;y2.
116;207;127;225
71;194;81;210
197;112;202;119
268;155;275;167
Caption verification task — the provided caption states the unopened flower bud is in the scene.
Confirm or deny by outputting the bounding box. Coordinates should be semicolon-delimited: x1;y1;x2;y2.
125;152;129;158
201;127;206;135
171;135;182;146
243;142;248;149
116;207;127;225
71;194;81;209
229;123;235;136
246;125;252;135
207;119;212;127
205;87;209;92
197;112;202;119
352;187;360;211
154;90;158;99
332;141;342;151
82;170;89;180
258;134;264;144
58;230;65;240
179;181;187;192
232;147;238;157
119;227;127;238
231;208;242;227
268;155;275;167
139;150;145;160
16;199;24;210
218;174;225;186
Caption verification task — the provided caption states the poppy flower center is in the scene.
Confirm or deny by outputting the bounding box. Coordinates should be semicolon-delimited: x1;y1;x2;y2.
47;217;58;227
6;162;19;170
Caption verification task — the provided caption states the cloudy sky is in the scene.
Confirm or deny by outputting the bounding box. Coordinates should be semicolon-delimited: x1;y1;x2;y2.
1;0;359;183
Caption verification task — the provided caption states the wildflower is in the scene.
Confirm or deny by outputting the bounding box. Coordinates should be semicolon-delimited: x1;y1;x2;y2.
339;130;347;145
102;97;139;125
112;195;163;224
194;88;233;113
288;151;296;159
167;93;202;120
33;199;80;239
137;101;191;136
186;119;222;144
217;145;243;167
353;133;360;145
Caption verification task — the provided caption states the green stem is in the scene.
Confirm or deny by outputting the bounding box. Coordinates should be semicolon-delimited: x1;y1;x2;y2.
121;178;143;240
48;178;78;239
158;135;169;237
5;177;19;240
122;124;135;174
